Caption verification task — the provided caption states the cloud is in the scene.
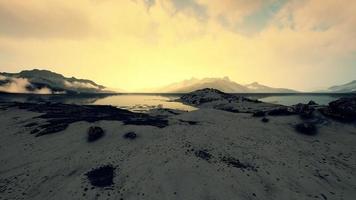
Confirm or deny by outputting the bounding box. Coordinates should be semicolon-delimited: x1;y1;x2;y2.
0;0;93;39
0;0;355;91
142;0;156;11
0;75;52;94
166;0;208;21
263;0;356;59
64;80;100;89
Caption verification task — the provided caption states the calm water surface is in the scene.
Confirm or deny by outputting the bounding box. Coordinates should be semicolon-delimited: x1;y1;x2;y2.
253;94;354;106
0;93;196;112
92;94;197;112
0;93;354;112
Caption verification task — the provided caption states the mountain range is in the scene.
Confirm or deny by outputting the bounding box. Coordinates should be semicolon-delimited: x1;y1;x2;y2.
148;77;299;93
323;80;356;93
0;69;355;94
0;69;111;94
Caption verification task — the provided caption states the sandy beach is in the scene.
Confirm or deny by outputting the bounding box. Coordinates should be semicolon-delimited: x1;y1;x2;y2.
0;89;355;200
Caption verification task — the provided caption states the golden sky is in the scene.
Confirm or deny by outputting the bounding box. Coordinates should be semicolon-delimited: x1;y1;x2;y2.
0;0;355;91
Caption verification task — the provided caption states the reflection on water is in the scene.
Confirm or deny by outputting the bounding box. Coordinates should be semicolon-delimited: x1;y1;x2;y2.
91;94;197;112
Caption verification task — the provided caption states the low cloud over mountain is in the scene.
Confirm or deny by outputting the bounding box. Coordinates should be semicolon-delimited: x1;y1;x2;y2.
0;69;111;94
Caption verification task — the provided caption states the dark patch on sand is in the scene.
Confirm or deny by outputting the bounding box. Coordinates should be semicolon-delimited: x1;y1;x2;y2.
194;149;212;161
86;165;115;187
24;122;38;127
179;119;199;125
123;132;137;140
261;117;269;123
295;122;317;135
8;102;168;136
88;126;105;142
221;156;257;172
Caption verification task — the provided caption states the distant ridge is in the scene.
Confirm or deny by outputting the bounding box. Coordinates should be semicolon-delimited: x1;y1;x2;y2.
0;69;114;94
325;80;356;93
148;77;299;93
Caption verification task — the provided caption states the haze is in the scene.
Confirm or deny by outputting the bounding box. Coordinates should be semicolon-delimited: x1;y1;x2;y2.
0;0;355;92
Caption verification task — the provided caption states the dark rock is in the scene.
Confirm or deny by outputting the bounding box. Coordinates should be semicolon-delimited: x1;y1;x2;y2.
321;97;356;121
179;88;243;105
88;127;105;142
123;132;137;140
295;122;317;135
86;165;114;187
261;117;269;123
294;103;315;119
253;111;266;117
194;149;212;161
221;156;257;172
308;100;318;105
215;106;240;113
268;107;295;116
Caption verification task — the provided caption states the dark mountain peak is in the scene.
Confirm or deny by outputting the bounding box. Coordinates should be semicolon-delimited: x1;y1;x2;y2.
0;69;110;94
19;69;64;79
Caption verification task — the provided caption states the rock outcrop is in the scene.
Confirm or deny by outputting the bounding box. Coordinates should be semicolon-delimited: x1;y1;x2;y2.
321;97;356;121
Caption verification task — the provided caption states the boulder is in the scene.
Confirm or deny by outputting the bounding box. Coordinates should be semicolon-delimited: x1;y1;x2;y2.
294;103;315;119
252;111;266;117
268;107;295;116
88;126;105;142
308;100;318;105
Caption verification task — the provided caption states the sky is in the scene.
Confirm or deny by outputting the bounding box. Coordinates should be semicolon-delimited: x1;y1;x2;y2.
0;0;355;92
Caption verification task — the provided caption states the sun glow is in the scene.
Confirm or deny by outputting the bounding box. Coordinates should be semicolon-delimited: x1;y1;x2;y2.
0;0;355;91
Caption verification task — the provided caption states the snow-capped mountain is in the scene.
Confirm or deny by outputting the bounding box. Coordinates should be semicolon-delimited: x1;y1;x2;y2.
244;82;298;93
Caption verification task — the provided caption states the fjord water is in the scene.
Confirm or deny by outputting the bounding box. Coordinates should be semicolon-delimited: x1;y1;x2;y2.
0;93;197;112
249;93;355;106
91;94;197;112
0;93;354;112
